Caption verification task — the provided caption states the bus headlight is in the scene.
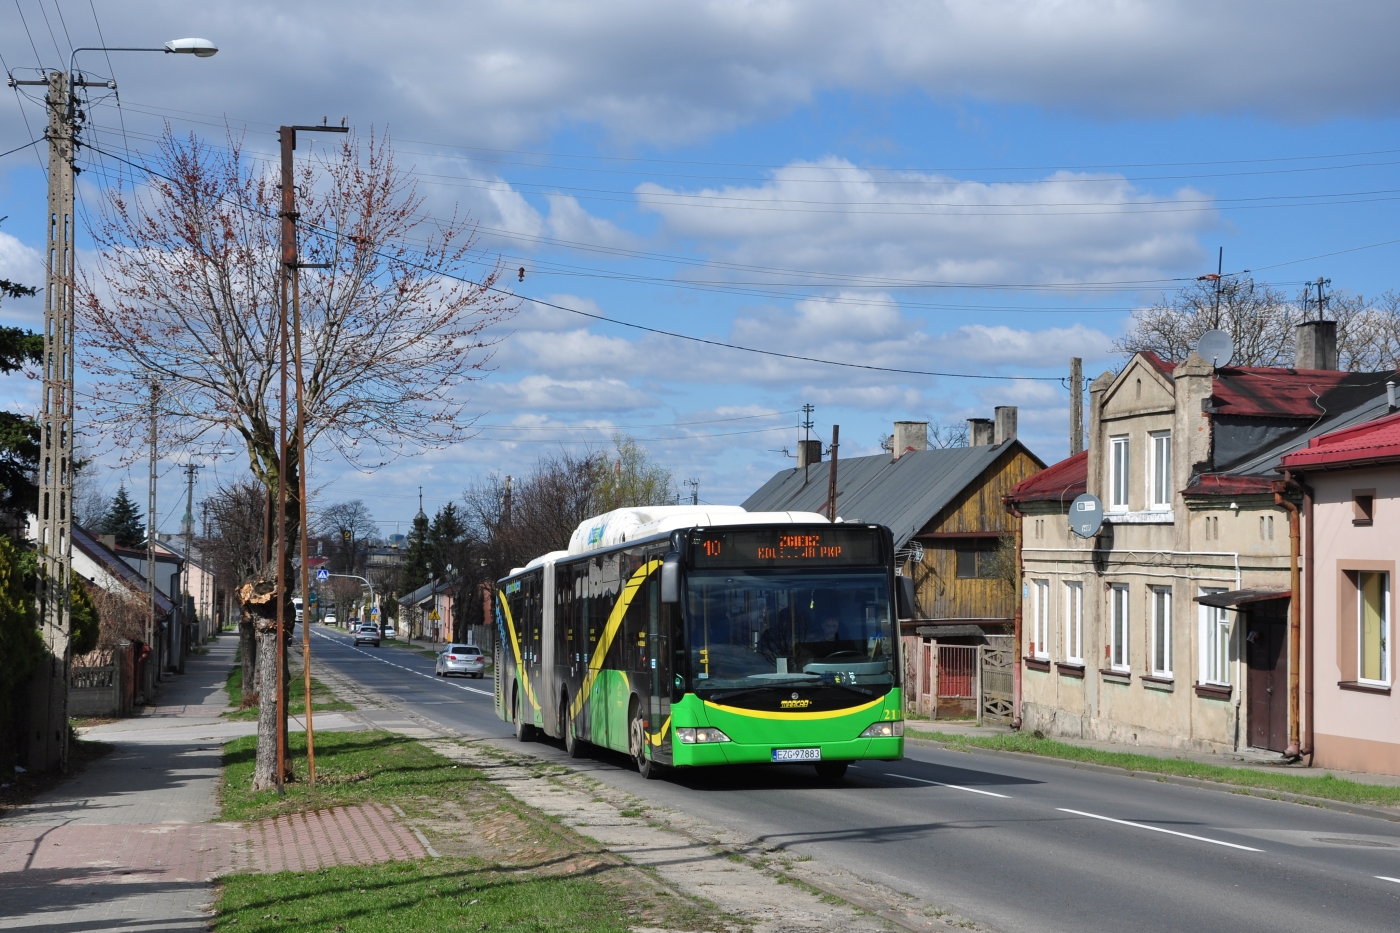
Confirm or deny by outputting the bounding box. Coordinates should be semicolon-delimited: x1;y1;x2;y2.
860;721;904;738
676;727;731;744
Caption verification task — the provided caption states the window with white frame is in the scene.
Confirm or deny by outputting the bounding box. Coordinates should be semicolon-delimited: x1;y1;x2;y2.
1359;571;1391;685
1198;588;1232;686
1110;584;1130;670
1032;580;1050;659
1151;586;1172;676
1149;431;1172;510
1109;436;1130;511
1064;582;1083;664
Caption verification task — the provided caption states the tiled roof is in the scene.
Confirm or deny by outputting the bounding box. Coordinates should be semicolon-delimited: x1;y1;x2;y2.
1007;451;1087;505
1279;409;1400;470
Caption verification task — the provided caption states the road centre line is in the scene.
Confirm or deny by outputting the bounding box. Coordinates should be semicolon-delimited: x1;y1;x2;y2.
885;772;1010;798
1057;808;1263;852
311;627;495;698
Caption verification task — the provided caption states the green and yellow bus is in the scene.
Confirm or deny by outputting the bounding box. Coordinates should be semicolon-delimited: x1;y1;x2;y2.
493;507;908;781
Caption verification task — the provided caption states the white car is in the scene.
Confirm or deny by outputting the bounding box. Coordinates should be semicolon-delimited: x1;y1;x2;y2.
435;644;486;678
324;613;337;627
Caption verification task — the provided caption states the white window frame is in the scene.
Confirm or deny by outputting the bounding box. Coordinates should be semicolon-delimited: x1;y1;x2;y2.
1357;571;1392;687
1109;435;1130;511
1198;588;1232;686
1148;431;1172;510
1064;581;1084;664
1110;584;1130;671
1032;580;1050;660
1151;586;1172;677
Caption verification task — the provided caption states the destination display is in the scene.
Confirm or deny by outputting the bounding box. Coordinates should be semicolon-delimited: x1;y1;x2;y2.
688;526;882;568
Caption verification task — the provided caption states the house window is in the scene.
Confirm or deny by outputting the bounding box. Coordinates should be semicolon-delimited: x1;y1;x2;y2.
1199;588;1231;686
955;545;997;578
1359;571;1391;685
1151;586;1172;677
1109;436;1130;511
1110;584;1130;671
1353;491;1375;527
1032;580;1050;659
1149;432;1172;510
1065;581;1083;664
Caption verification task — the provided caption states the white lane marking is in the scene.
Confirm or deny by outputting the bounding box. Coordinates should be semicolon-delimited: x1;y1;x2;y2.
1056;808;1262;852
311;628;494;698
1378;876;1400;884
885;772;1010;798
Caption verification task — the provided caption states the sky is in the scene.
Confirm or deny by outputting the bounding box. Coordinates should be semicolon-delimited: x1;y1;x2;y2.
5;1;1400;538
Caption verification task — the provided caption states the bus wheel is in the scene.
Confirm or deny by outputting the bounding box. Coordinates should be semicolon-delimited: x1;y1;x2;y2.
514;686;533;742
561;696;583;758
814;761;848;783
630;711;659;780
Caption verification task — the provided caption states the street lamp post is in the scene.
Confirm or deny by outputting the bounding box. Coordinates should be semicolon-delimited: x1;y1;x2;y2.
8;39;216;772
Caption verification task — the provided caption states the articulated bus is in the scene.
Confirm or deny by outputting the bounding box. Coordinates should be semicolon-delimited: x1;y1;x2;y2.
493;507;909;781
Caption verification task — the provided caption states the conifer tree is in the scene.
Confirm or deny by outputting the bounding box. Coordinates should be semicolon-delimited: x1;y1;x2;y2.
402;509;431;593
98;485;146;548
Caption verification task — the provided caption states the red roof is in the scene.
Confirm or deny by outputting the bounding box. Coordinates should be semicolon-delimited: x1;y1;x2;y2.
1279;409;1400;470
1183;473;1275;496
1140;351;1177;382
1008;451;1087;504
1209;367;1354;419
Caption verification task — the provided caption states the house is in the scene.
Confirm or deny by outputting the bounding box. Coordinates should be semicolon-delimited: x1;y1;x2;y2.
1278;400;1400;775
743;412;1045;718
397;578;456;643
1009;320;1397;755
153;534;219;643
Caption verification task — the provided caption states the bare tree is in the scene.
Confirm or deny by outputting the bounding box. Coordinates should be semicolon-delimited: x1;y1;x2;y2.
78;130;512;789
315;500;377;575
200;481;268;706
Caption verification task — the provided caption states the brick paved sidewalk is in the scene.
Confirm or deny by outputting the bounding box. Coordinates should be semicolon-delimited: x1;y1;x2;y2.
0;636;426;932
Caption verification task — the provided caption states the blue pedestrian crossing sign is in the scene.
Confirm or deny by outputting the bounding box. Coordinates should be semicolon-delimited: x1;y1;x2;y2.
316;568;329;581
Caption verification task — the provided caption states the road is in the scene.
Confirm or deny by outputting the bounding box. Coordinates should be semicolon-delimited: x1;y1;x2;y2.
306;623;1400;933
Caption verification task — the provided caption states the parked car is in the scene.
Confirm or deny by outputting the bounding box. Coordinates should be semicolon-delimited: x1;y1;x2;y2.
435;644;485;678
353;623;381;647
324;613;338;627
382;622;396;638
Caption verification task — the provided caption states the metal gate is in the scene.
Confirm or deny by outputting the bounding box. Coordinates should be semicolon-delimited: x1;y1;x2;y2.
978;644;1013;724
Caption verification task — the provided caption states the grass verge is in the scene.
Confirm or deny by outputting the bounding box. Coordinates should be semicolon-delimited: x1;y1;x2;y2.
222;663;354;722
913;729;1400;808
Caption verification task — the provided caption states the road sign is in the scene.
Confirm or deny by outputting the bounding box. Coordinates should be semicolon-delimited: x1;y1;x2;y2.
316;568;329;581
308;592;318;606
428;608;441;622
371;606;380;619
1069;493;1105;538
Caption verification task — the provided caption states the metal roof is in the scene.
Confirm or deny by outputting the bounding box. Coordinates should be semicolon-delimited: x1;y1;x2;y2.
741;442;1034;549
1210;391;1394;481
1280;408;1400;470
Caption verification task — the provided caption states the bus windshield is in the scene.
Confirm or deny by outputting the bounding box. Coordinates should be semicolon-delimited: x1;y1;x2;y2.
684;570;895;692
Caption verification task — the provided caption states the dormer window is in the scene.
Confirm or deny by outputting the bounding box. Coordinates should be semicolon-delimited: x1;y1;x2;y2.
1109;435;1130;511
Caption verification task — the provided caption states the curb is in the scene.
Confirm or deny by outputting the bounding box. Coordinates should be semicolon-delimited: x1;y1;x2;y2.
906;735;1400;823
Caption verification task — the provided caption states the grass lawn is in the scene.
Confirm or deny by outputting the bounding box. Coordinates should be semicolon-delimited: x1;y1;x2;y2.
913;729;1400;808
222;663;354;722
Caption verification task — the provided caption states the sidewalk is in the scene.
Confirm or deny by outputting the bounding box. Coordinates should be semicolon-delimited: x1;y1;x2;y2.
0;636;424;932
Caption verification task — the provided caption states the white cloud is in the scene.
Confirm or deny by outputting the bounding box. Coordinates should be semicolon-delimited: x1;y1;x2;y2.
474;374;657;413
639;160;1212;283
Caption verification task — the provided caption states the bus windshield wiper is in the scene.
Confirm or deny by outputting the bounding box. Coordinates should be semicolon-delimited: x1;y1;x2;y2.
821;681;875;697
698;687;770;703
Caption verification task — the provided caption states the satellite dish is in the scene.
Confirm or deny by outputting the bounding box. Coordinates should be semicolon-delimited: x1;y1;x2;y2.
1196;330;1234;368
1069;493;1104;538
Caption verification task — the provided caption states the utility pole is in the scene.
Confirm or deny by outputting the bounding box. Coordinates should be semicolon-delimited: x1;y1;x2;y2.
503;475;512;526
826;425;840;520
685;478;699;506
1069;358;1084;456
146;378;160;702
801;403;815;485
178;462;197;670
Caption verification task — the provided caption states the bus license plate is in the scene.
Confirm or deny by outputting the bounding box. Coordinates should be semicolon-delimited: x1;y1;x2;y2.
772;747;821;762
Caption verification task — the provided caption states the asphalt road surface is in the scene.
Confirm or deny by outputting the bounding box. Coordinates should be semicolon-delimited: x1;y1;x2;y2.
307;623;1400;933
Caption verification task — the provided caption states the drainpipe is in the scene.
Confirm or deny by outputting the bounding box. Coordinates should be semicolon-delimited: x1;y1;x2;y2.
1288;470;1316;763
1005;496;1024;730
1273;480;1302;761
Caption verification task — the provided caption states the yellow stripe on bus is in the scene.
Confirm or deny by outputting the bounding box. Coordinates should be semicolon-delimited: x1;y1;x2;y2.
703;695;885;721
499;590;539;714
569;559;661;719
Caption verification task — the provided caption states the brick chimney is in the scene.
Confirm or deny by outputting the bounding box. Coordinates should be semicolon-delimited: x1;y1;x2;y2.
994;406;1018;445
968;418;994;446
891;421;928;460
1294;320;1338;370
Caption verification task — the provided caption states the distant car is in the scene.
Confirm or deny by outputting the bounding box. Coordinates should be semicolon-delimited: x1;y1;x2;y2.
353;623;381;647
435;644;485;678
324;613;338;627
382;622;396;638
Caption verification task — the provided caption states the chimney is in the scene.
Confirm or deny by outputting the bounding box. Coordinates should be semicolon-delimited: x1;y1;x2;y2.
1294;320;1338;370
994;406;1018;445
796;439;822;468
891;421;928;460
968;418;994;446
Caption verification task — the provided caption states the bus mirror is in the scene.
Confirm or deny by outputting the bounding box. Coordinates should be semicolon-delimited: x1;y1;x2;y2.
661;553;681;604
896;575;918;620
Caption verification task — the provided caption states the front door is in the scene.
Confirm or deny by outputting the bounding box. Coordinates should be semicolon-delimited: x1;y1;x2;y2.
1246;599;1289;751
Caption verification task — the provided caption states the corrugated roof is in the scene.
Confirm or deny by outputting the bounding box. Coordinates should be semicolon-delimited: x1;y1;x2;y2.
742;442;1037;549
1209;367;1374;419
1280;408;1400;470
1008;450;1087;505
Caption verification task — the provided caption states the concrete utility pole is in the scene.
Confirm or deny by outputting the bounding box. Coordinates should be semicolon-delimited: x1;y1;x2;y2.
146;378;160;701
826;424;840;520
1069;358;1084;456
180;462;197;668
